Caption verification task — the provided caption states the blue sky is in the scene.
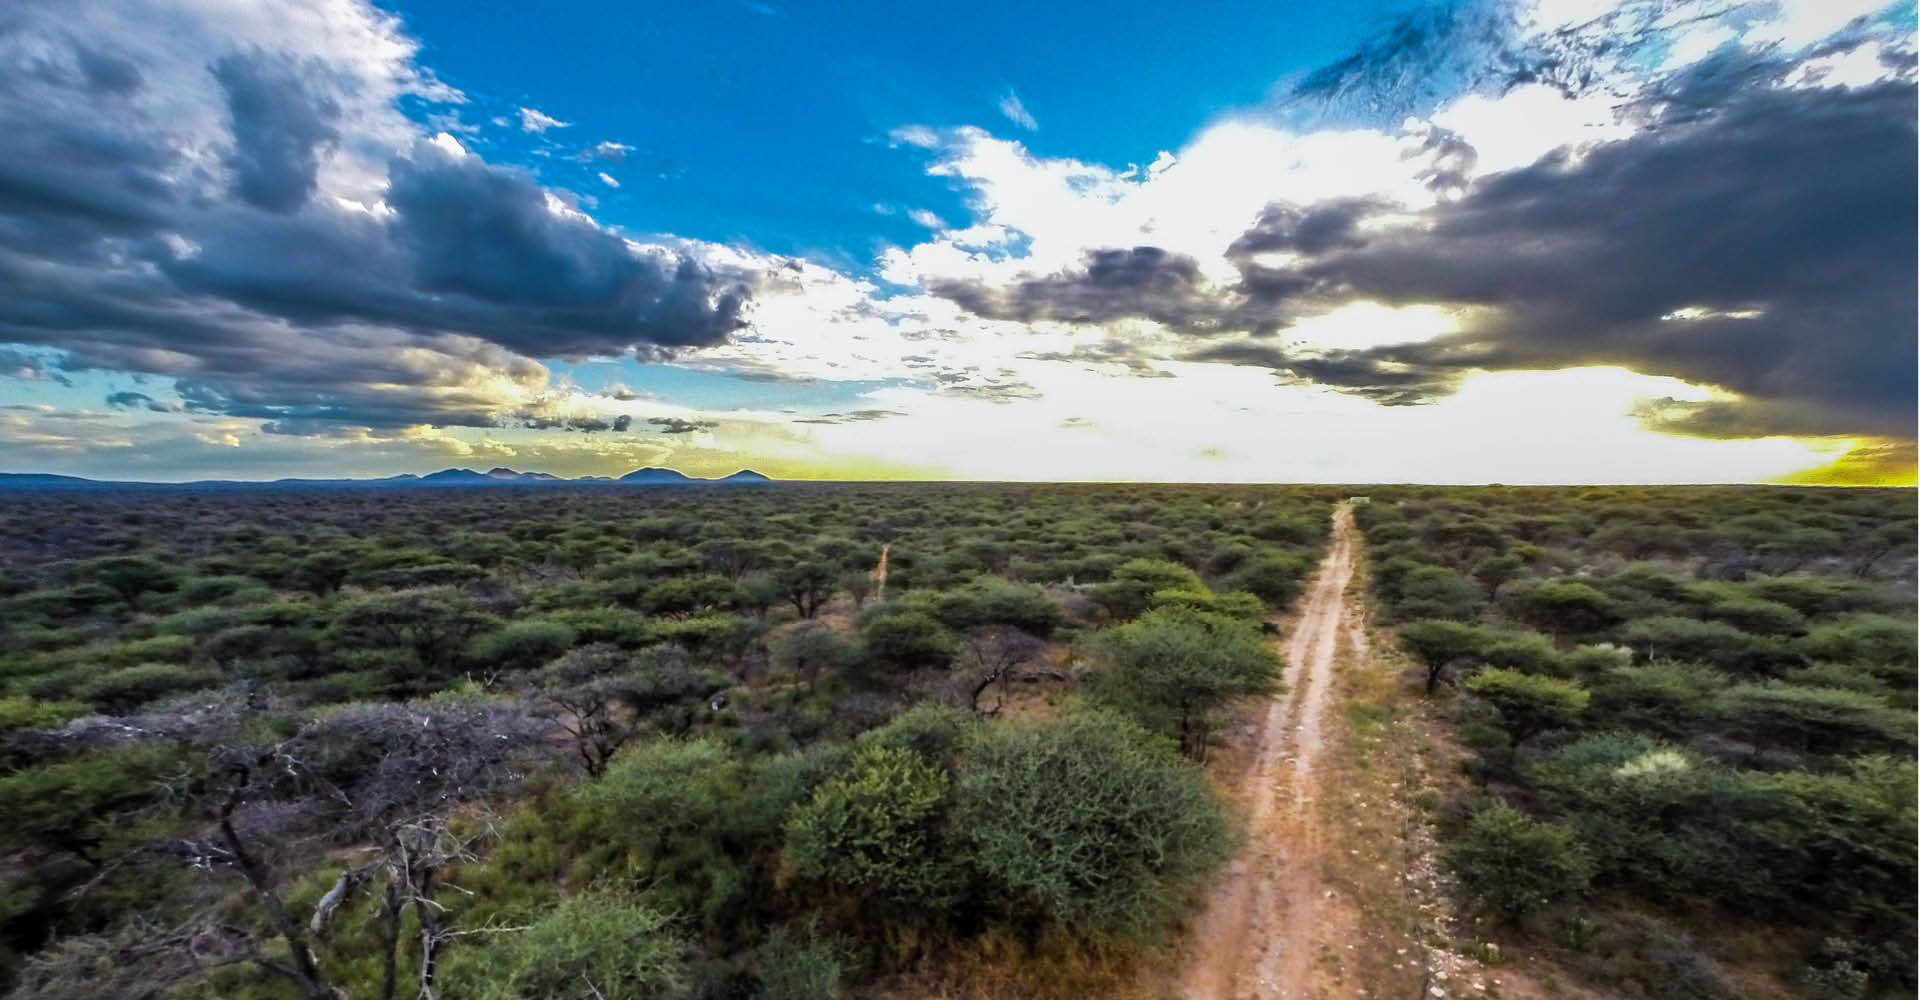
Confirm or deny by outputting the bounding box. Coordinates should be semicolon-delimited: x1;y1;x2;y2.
0;0;1912;483
385;0;1401;262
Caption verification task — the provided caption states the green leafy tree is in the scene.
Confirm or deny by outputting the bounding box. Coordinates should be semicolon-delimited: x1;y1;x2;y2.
1712;683;1916;754
781;562;839;619
953;710;1234;940
468;619;578;678
859;610;956;669
1463;668;1591;742
438;893;686;1000
1396;565;1485;621
1445;801;1593;919
1089;608;1279;757
1501;579;1623;636
783;744;960;904
1398;619;1484;693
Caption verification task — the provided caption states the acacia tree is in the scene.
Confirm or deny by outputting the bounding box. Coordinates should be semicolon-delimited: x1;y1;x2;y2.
957;625;1047;714
523;644;728;777
1089;609;1279;758
1399;619;1485;693
324;586;497;680
780;562;837;619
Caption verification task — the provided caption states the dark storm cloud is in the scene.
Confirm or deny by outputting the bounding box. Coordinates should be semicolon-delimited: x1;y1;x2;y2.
0;19;758;431
1017;339;1174;377
0;348;71;385
647;416;717;434
1227;198;1385;256
938;76;1913;443
793;409;905;424
213;51;342;213
106;390;177;412
1273;80;1919;438
160;140;755;359
523;414;627;433
928;246;1228;332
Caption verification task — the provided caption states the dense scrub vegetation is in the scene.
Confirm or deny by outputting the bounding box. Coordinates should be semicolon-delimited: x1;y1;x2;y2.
1359;486;1917;998
0;482;1332;998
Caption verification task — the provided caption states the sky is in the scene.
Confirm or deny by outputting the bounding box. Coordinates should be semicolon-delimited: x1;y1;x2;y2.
0;0;1913;484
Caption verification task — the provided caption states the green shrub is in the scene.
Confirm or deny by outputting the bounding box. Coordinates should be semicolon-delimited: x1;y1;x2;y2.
1588;663;1727;736
1746;576;1900;618
1501;579;1622;636
1799;614;1917;685
74;662;219;713
1398;619;1484;692
1227;551;1311;608
859;610;955;669
1712;683;1915;754
755;926;841;1000
469;619;578;675
783;744;960;904
1445;801;1592;918
1622;615;1787;672
853;703;980;768
952;709;1234;940
1396;565;1485;621
1463;668;1589;741
438;892;686;1000
1089;559;1205;620
1088;608;1279;756
1702;597;1806;637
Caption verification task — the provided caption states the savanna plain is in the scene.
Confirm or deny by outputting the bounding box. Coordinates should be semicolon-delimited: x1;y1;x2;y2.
0;482;1912;1000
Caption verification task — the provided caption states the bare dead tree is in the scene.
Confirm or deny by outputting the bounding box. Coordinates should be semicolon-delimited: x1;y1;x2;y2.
958;626;1047;714
136;697;551;1000
523;644;729;777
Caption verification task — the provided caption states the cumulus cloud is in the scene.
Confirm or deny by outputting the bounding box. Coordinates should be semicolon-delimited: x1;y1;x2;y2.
0;0;758;433
1222;80;1917;438
903;9;1915;446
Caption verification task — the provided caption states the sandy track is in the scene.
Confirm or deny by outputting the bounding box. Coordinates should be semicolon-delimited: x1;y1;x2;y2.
1177;504;1357;1000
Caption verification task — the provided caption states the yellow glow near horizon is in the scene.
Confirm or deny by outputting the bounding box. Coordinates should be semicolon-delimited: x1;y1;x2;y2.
511;364;1907;486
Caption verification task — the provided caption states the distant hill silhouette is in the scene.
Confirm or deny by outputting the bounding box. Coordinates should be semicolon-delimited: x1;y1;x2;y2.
0;467;777;490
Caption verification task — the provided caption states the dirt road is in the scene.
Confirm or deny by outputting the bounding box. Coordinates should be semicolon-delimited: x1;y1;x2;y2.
1177;503;1358;1000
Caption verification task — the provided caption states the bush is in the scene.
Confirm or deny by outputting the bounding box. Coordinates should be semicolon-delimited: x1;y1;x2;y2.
859;610;956;669
1621;616;1780;672
1396;565;1485;621
1502;579;1623;636
1711;683;1916;754
73;662;219;713
1702;597;1806;637
1088;608;1279;756
469;619;578;675
952;709;1234;940
438;892;686;1000
755;926;841;1000
1445;801;1592;918
1588;663;1727;736
1398;619;1484;692
1089;559;1205;620
1463;668;1590;742
853;703;980;767
1227;551;1311;608
1799;614;1917;685
1746;576;1899;617
783;744;960;904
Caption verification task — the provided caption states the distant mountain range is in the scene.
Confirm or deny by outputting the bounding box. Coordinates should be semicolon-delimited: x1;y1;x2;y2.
0;467;775;491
